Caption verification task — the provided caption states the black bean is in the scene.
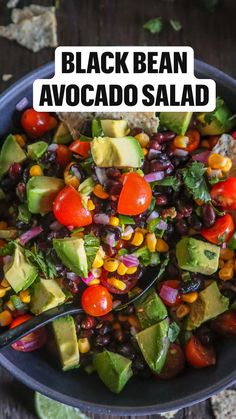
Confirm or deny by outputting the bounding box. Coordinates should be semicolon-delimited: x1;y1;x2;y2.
16;182;26;202
95;334;110;346
22;168;30;184
133;356;146;371
80;329;94;339
175;219;188;235
15;220;31;230
156;195;168;206
161;131;176;141
81;316;96;330
149;139;161;150
8;162;22;181
104;179;122;195
98;322;112;335
201;204;216;228
188;214;202;230
150;159;171;172
117;343;136;359
121;305;135;316
106;168;121;179
113;329;125;343
196;327;216;346
179;278;202;294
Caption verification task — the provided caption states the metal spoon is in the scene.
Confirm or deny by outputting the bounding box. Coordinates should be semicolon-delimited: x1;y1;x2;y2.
0;258;168;349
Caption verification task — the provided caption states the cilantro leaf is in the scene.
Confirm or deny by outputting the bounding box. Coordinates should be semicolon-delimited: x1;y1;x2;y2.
181;161;210;203
84;233;100;270
168;322;180;342
0;241;15;256
169;19;182;31
133;246;151;266
92;118;104;138
143;18;163;34
119;215;135;225
24;244;56;279
151;176;181;192
17;204;31;224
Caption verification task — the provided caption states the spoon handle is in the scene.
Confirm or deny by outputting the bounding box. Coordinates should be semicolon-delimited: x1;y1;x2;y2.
0;304;83;349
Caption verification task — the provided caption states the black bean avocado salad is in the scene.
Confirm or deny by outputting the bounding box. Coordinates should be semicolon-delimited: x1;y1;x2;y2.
1;98;236;394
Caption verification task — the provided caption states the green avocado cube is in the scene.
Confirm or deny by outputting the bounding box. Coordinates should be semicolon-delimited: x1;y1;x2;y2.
93;351;133;394
30;278;65;315
26;176;64;214
53;237;88;277
197;98;236;136
53;122;72;144
100;120;129;138
136;319;169;373
4;245;38;293
52;315;80;371
186;282;229;330
176;237;220;275
27;141;48;160
135;287;167;329
91;136;143;168
160;112;192;135
0;134;26;178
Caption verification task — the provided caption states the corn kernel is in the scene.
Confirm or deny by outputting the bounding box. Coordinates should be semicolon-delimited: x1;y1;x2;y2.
0;221;8;229
29;165;43;177
126;266;138;274
98;246;106;259
117;262;128;275
219;267;234;281
92;254;104;268
20;290;31;304
87;199;95;211
6;300;15;311
146;232;157;253
64;172;80;188
208;153;228;170
0;310;12;326
15;134;26;147
194;198;204;206
90;267;102;278
176;304;190;319
93;184;109;199
134;133;150;147
224;259;235;268
104;258;119;272
222;158;232;173
107;277;127;291
162;207;177;219
206;167;223;178
109;216;119;227
0;287;7;298
219;259;225;269
1;279;10;288
181;292;198;304
156;238;169;252
78;338;90;354
122;232;133;241
131;232;144;246
142;148;148;156
88;279;100;286
220;248;235;260
173;135;189;149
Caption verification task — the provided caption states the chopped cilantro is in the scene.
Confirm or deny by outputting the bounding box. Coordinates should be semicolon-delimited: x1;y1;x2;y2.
24;244;56;280
181;161;210;203
119;215;135;225
143;18;163;34
92;118;104;137
168;322;180;342
152;175;181;192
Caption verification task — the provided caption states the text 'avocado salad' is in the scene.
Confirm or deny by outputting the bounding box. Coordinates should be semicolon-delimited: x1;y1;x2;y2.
1;100;236;393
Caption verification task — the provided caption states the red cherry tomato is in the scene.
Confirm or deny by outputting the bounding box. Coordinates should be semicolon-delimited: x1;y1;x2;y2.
185;129;200;152
185;336;216;368
10;314;47;352
211;311;236;336
156;343;185;379
117;173;152;216
201;213;235;244
211;177;236;210
21;109;57;138
81;285;113;316
69;140;91;159
158;280;181;307
56;145;71;168
53;185;92;227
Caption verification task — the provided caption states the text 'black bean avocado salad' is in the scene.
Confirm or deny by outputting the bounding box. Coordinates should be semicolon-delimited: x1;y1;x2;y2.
1;98;236;393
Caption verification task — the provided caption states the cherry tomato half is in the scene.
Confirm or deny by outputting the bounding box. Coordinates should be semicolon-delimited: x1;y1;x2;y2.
185;336;216;368
21;109;57;139
158;280;181;307
69;140;91;159
201;213;235;244
56;145;71;168
81;285;113;316
211;311;236;336
185;129;200;152
117;173;152;216
10;314;47;352
156;343;185;379
53;185;92;227
211;177;236;210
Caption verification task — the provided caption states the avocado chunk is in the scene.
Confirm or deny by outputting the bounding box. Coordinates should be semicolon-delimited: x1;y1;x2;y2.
53;237;88;277
0;134;26;178
100;120;129;138
4;245;38;293
30;278;65;315
176;237;220;275
135;287;167;329
136;319;169;373
93;351;133;394
186;282;229;330
0;229;17;240
27;141;48;160
53;122;72;144
91;136;143;168
197;98;236;135
160;112;192;135
52;315;80;371
26;176;64;214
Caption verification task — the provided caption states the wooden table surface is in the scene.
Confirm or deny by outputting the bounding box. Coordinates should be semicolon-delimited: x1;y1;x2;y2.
0;0;236;417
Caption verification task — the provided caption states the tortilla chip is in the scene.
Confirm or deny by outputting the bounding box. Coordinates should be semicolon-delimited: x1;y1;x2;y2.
212;133;236;176
0;5;57;53
59;112;159;138
211;389;236;419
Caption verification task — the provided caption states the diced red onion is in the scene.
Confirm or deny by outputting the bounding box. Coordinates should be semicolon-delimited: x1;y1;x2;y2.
81;271;94;285
159;285;178;304
48;144;58;152
148;149;161;160
157;220;168;230
49;221;63;231
94;213;110;225
192;150;211;164
95;167;108;185
66;272;81;281
173;148;189;157
122;225;134;237
221;242;227;249
104;232;116;247
16;96;29;112
11;328;47;352
147;210;159;222
3;255;12;265
121;254;139;267
19;226;43;245
144;171;165;182
67;225;75;231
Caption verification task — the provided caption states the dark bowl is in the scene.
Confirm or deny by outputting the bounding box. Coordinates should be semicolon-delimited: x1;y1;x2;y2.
0;60;236;415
